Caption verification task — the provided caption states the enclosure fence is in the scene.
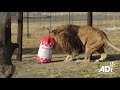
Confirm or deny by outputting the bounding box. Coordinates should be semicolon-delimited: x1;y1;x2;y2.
10;12;120;54
11;12;120;34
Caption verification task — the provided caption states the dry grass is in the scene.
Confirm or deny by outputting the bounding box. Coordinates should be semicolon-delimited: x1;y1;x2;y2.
11;20;120;51
11;23;120;78
12;53;120;78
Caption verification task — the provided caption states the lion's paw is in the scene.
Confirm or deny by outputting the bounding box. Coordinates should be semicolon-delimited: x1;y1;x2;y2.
64;59;73;62
94;59;104;62
74;60;83;64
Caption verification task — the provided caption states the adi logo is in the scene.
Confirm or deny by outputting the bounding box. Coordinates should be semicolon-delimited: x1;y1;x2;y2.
98;62;115;74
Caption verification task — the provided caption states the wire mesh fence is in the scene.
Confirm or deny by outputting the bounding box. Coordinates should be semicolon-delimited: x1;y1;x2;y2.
11;12;88;34
93;12;120;29
10;12;120;54
11;12;120;34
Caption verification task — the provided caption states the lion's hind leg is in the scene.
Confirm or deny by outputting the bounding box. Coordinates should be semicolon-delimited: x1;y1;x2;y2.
96;47;107;62
75;45;93;63
79;41;104;63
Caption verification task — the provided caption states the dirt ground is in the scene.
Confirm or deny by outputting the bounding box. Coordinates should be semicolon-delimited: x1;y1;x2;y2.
11;29;120;78
12;52;120;78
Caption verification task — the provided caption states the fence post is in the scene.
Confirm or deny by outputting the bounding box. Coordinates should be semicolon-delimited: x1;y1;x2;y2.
17;12;23;61
55;12;56;22
27;12;30;38
87;12;93;59
69;12;71;23
50;12;52;30
105;12;106;20
40;12;41;27
87;12;93;26
71;12;73;24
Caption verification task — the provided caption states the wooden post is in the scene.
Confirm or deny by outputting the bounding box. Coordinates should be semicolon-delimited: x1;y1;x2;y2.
87;12;93;26
17;12;23;61
0;12;18;78
27;12;30;38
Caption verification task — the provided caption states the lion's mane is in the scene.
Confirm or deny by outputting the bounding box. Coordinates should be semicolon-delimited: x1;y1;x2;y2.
50;24;84;55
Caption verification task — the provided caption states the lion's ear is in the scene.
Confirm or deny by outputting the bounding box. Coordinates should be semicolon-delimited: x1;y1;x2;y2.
47;28;50;34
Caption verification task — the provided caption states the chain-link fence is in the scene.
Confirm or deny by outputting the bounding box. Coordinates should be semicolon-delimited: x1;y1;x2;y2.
11;12;88;34
11;12;120;34
93;12;120;30
10;12;120;54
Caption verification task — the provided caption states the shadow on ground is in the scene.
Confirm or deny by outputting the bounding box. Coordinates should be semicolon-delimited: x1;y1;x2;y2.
106;54;120;61
92;54;120;61
13;47;120;63
13;47;64;55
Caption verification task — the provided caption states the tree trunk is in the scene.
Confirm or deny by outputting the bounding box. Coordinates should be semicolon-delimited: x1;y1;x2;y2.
0;12;18;78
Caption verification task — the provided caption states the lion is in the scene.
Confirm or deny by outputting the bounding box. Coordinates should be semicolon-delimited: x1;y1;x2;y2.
49;24;120;63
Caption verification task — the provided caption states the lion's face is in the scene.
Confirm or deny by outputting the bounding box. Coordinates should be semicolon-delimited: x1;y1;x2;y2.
50;29;63;39
49;29;60;47
49;30;57;39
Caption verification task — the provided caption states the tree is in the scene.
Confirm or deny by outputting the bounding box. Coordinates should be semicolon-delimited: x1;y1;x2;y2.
0;12;18;78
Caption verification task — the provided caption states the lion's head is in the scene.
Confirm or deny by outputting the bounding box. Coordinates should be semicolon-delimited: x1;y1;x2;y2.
49;24;84;55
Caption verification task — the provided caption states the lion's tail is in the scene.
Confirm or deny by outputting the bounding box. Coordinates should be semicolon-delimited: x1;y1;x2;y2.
104;36;120;52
